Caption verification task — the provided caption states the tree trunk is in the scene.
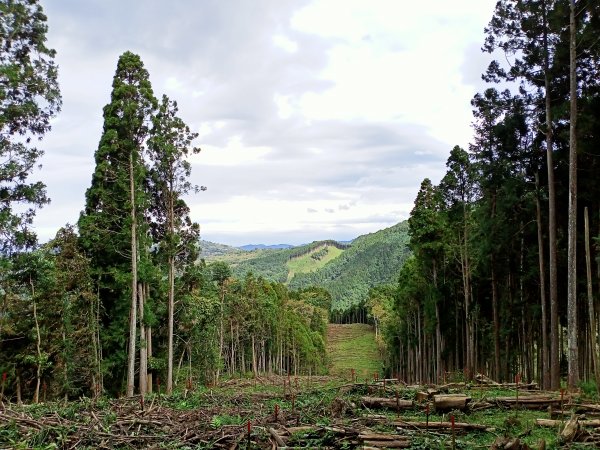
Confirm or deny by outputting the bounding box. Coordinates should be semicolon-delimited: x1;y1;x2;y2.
167;255;175;394
217;282;225;382
535;173;549;389
585;208;599;388
567;0;579;389
491;255;500;381
138;282;147;396
127;153;138;397
147;324;153;393
542;0;560;391
32;283;42;404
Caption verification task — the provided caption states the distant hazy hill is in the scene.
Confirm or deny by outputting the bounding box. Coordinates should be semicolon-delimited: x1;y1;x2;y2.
199;240;244;259
239;244;295;251
216;221;410;310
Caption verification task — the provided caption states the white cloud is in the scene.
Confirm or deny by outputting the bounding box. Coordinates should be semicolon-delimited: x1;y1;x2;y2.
33;0;498;246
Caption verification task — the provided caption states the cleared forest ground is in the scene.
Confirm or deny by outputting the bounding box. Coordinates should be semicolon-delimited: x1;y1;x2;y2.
327;323;382;379
2;375;596;448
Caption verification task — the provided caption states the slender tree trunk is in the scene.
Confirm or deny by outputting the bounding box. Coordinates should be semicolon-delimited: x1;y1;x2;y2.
585;208;600;388
147;324;153;393
127;152;138;398
138;282;147;396
567;0;579;389
542;0;560;391
167;177;175;393
491;255;500;381
167;255;175;394
217;283;225;382
31;278;42;404
433;260;442;383
536;173;550;389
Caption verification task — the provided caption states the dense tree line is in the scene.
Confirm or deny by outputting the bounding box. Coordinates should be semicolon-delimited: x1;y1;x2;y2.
369;0;600;390
0;3;327;403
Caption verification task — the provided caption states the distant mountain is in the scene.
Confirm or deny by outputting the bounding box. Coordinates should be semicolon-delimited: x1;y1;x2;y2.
217;222;410;310
288;222;410;310
239;244;295;251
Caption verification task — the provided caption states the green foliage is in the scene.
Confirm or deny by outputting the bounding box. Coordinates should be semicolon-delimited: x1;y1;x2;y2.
0;0;61;254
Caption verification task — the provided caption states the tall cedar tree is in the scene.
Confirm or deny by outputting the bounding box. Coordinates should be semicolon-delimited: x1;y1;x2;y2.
147;95;201;394
78;51;157;396
483;0;561;389
0;0;61;255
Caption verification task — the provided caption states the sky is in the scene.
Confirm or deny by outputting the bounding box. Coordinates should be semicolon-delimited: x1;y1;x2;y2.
35;0;498;247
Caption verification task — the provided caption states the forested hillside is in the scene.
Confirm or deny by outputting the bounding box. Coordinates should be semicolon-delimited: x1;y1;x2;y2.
289;222;411;310
224;240;347;282
218;223;411;310
199;240;244;258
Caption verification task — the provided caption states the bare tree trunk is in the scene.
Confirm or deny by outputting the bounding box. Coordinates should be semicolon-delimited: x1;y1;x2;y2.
585;208;599;388
127;153;139;397
167;255;175;394
491;255;501;382
536;173;550;389
567;0;579;389
16;370;22;406
542;0;560;391
147;324;153;393
138;282;147;396
32;282;42;404
217;283;226;382
433;260;442;383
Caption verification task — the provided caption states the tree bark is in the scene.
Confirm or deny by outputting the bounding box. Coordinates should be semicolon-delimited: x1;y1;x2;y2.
127;152;138;397
585;207;599;389
138;282;147;396
541;0;560;391
167;176;175;394
567;0;579;389
535;173;550;390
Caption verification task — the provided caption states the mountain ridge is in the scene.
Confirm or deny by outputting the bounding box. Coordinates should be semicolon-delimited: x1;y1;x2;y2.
203;221;411;310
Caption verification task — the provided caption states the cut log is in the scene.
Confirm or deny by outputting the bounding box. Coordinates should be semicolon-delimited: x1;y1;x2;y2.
361;396;413;410
268;427;286;447
536;418;600;428
358;433;409;441
495;396;561;410
561;416;579;442
433;394;470;412
415;391;429;402
394;420;489;432
475;373;500;385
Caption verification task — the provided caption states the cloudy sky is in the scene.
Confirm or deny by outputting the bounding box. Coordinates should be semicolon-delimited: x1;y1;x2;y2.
36;0;497;246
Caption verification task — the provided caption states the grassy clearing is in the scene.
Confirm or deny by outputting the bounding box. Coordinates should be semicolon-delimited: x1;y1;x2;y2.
327;323;382;379
286;245;343;281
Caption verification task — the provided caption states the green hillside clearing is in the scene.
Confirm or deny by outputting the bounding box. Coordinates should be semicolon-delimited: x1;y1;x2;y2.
326;323;382;379
286;244;343;281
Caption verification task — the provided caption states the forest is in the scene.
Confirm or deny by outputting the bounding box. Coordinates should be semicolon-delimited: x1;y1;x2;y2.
2;0;600;410
0;2;328;403
367;0;600;392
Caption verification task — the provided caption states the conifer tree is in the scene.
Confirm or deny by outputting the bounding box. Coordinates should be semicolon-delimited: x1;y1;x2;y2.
78;51;156;396
0;0;61;254
147;94;201;393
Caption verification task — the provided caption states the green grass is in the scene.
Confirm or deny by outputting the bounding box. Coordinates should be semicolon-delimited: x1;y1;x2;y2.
326;323;382;379
286;245;344;281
